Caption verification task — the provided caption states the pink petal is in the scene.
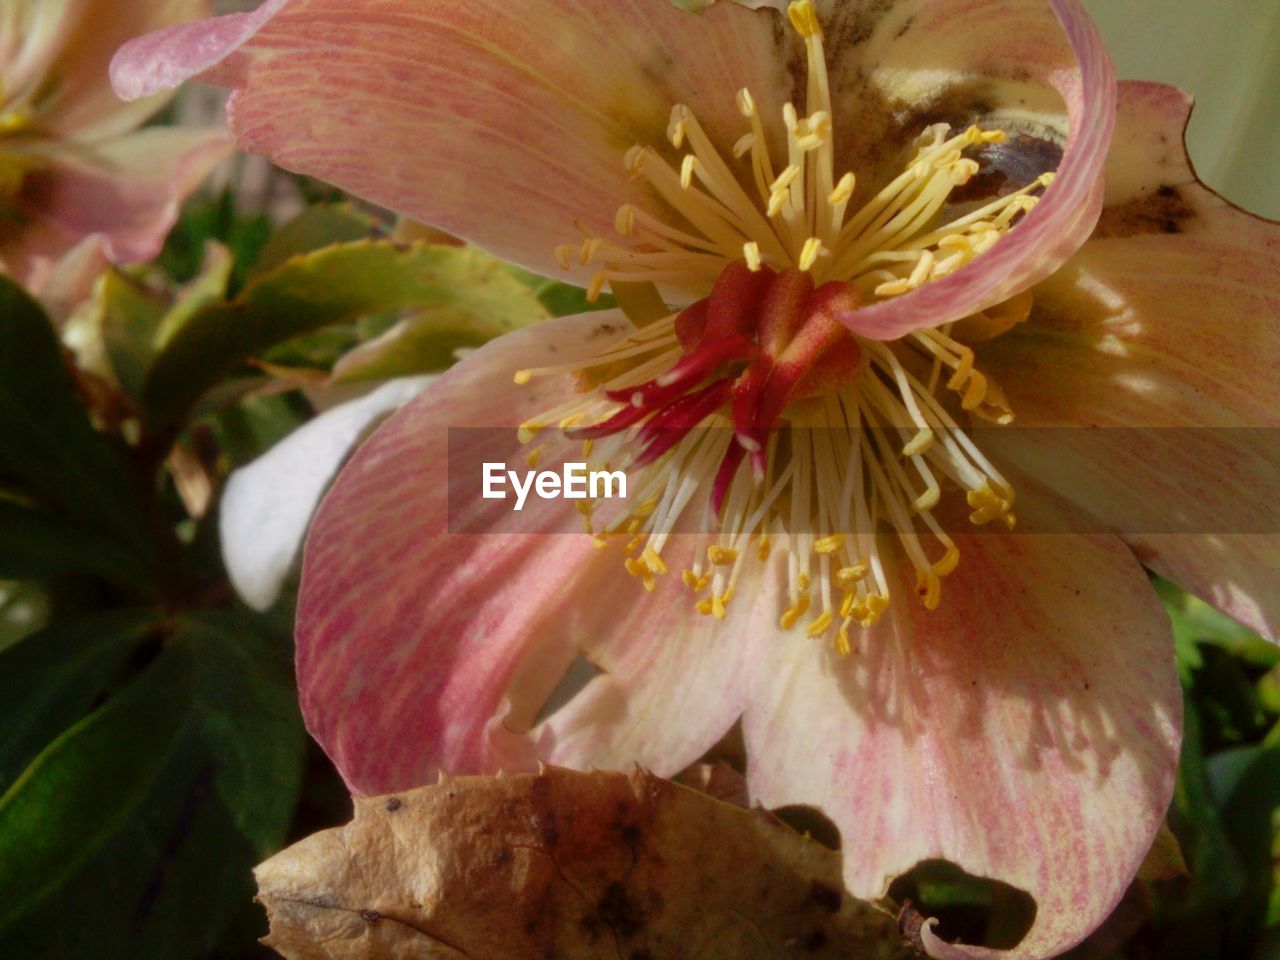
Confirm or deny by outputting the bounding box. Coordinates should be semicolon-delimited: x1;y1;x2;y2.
742;522;1181;959
531;542;776;773
3;127;232;279
110;0;794;283
297;312;753;793
976;81;1280;640
834;0;1116;339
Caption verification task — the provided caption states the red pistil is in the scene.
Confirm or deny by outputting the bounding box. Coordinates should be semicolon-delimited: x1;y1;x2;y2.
571;261;864;505
633;379;736;468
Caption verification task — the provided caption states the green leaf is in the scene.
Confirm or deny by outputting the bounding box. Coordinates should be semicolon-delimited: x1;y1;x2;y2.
1166;698;1249;911
99;269;167;400
0;612;307;958
0;609;159;788
154;241;234;349
143;241;551;428
0;502;156;588
0;276;154;581
0;644;191;931
1157;577;1278;669
159;187;271;289
252;203;378;278
180;610;306;856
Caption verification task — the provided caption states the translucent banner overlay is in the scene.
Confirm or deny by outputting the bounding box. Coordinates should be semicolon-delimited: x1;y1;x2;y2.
446;427;1280;535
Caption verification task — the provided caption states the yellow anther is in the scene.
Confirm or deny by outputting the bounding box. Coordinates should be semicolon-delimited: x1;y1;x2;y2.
932;545;961;577
582;438;595;457
835;627;852;657
767;190;789;218
696;598;714;616
960;370;989;410
517;422;542;444
798;237;825;272
787;1;822;39
770;165;800;195
733;133;757;159
946;346;976;391
554;244;574;270
978;128;1008;144
950;158;980;185
839;590;856;619
836;564;867;587
586;272;608;303
874;278;911;298
756;535;772;562
643;547;668;575
633;499;658;518
780;593;811;630
708;545;738;566
967;482;1014;525
902;428;933;457
711;595;729;620
1039;171;1056;187
856;594;889;626
743;241;762;272
513;369;533;385
614;205;637;236
559;412;586;429
737;87;756;118
668;113;687;149
919;574;942;610
909;250;935;286
797;571;810;592
642;574;656;592
680;154;697;189
812;534;844;555
624;145;646;178
806;610;834;638
526;447;542;468
682;569;703;591
914;483;941;513
828;172;856;205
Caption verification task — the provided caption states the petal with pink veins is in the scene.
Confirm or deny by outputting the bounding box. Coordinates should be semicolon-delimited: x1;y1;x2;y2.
976;81;1280;640
297;312;764;794
3;127;232;281
742;515;1181;959
111;0;1112;309
111;0;795;283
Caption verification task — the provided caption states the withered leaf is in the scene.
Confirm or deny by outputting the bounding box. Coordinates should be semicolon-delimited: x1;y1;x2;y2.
256;766;917;960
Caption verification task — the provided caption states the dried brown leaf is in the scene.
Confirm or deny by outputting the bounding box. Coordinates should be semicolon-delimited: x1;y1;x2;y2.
256;766;918;960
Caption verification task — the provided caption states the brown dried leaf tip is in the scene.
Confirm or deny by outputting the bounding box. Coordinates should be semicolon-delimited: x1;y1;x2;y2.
255;766;924;959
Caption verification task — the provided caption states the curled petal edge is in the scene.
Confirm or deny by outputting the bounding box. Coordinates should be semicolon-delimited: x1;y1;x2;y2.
839;0;1116;341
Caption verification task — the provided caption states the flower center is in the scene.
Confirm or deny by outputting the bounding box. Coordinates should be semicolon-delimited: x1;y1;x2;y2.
516;1;1051;652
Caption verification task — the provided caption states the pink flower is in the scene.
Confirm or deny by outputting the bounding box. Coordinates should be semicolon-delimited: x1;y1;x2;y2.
0;1;232;288
114;1;1279;956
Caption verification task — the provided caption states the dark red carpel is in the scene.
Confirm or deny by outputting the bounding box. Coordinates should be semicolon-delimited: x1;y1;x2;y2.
569;261;864;510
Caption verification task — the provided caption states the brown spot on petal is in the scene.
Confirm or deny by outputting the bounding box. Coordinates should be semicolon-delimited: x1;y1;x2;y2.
1094;183;1196;238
